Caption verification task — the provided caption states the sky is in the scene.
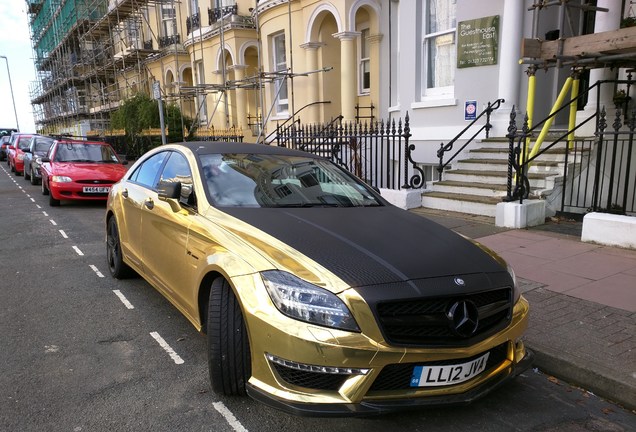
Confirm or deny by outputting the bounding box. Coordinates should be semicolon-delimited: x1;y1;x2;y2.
0;2;37;132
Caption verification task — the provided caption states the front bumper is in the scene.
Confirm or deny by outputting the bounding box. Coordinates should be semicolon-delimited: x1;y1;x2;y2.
247;348;534;417
236;269;532;417
50;182;113;201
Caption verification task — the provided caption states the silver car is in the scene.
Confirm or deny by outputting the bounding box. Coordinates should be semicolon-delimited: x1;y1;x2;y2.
23;135;53;185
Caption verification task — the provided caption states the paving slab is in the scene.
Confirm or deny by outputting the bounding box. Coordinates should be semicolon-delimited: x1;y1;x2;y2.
411;207;636;410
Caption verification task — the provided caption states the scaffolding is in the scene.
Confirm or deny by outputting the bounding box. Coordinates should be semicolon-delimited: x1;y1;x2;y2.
27;1;337;142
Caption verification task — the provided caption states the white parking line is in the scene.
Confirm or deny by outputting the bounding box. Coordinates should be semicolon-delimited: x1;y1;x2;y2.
89;264;105;278
113;289;134;309
212;402;248;432
59;230;68;239
72;246;84;256
30;198;35;202
150;332;184;365
36;204;41;209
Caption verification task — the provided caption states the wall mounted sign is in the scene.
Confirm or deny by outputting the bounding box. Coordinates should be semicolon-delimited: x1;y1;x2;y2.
457;15;499;68
465;100;477;121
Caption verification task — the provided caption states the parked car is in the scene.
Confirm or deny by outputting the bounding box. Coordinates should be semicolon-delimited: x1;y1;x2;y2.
7;133;35;175
23;135;54;185
0;127;17;161
40;138;128;206
0;135;10;161
105;141;532;416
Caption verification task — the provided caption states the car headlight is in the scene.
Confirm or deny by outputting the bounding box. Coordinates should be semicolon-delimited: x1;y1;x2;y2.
261;270;360;332
52;175;72;183
507;263;521;303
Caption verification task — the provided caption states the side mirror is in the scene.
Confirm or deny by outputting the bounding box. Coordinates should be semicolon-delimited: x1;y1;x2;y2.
157;181;183;212
41;157;51;163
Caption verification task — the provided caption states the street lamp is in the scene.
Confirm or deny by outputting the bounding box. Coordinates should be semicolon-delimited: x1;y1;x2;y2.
0;55;20;131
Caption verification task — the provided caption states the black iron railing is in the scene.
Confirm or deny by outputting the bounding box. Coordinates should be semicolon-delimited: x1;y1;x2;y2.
436;98;504;177
186;13;201;34
273;115;411;190
506;78;636;216
158;34;180;48
209;5;237;24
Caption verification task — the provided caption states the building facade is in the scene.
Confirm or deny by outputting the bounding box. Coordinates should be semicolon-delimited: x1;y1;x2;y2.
27;1;634;155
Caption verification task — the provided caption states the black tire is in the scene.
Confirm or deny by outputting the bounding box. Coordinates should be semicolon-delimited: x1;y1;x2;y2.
49;193;60;206
106;217;134;279
30;167;37;185
41;179;49;195
24;165;31;181
208;278;251;396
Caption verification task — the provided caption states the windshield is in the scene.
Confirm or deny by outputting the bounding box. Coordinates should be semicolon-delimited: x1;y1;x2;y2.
200;153;382;208
35;138;53;153
54;143;120;163
17;135;33;150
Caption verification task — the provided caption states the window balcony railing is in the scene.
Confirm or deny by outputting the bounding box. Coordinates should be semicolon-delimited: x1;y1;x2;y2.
208;5;238;25
159;34;181;48
186;13;201;34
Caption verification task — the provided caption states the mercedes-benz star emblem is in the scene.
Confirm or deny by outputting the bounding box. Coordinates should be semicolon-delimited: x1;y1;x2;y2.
447;300;479;337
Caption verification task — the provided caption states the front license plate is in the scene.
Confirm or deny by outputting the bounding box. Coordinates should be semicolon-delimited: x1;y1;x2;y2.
83;186;110;193
410;352;490;387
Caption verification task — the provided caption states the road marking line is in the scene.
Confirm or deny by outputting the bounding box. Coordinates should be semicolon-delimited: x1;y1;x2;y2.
59;230;68;239
89;264;105;278
26;194;31;197
30;198;35;202
150;332;184;365
212;402;248;432
36;205;41;209
72;246;84;256
49;219;57;226
113;289;134;309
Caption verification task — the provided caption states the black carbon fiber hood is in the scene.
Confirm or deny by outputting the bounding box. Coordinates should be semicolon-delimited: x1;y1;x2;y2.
222;206;507;288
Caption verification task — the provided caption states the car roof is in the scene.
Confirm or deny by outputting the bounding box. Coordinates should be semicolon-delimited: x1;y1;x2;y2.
54;138;109;145
178;141;318;158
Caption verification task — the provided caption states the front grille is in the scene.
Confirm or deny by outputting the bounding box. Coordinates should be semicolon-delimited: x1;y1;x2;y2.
369;342;509;392
376;288;512;346
77;192;110;197
272;363;351;391
77;180;114;185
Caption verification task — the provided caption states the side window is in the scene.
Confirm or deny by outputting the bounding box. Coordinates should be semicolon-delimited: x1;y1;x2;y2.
130;152;168;188
159;152;195;207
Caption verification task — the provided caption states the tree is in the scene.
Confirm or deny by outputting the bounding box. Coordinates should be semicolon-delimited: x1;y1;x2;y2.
110;93;193;159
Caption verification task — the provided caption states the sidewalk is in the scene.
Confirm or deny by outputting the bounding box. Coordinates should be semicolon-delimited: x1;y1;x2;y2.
410;208;636;411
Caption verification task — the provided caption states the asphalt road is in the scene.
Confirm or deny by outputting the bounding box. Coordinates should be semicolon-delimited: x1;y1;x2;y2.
1;163;634;432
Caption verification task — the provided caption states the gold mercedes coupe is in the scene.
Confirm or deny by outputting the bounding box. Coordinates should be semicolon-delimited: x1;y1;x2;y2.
105;141;532;416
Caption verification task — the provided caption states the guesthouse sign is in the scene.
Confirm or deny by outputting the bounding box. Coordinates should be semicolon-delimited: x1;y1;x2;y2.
457;15;499;68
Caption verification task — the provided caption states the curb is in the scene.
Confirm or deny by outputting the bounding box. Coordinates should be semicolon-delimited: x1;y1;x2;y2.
527;341;636;411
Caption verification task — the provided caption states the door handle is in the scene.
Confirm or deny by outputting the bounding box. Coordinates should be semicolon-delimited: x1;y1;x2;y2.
122;189;129;198
144;199;154;210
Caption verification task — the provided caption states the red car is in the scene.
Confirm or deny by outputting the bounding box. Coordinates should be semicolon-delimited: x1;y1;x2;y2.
8;133;34;175
40;138;128;206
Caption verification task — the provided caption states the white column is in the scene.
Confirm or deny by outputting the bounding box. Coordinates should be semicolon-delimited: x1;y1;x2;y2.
491;0;524;136
231;65;248;133
577;0;622;133
300;42;324;124
333;31;359;122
